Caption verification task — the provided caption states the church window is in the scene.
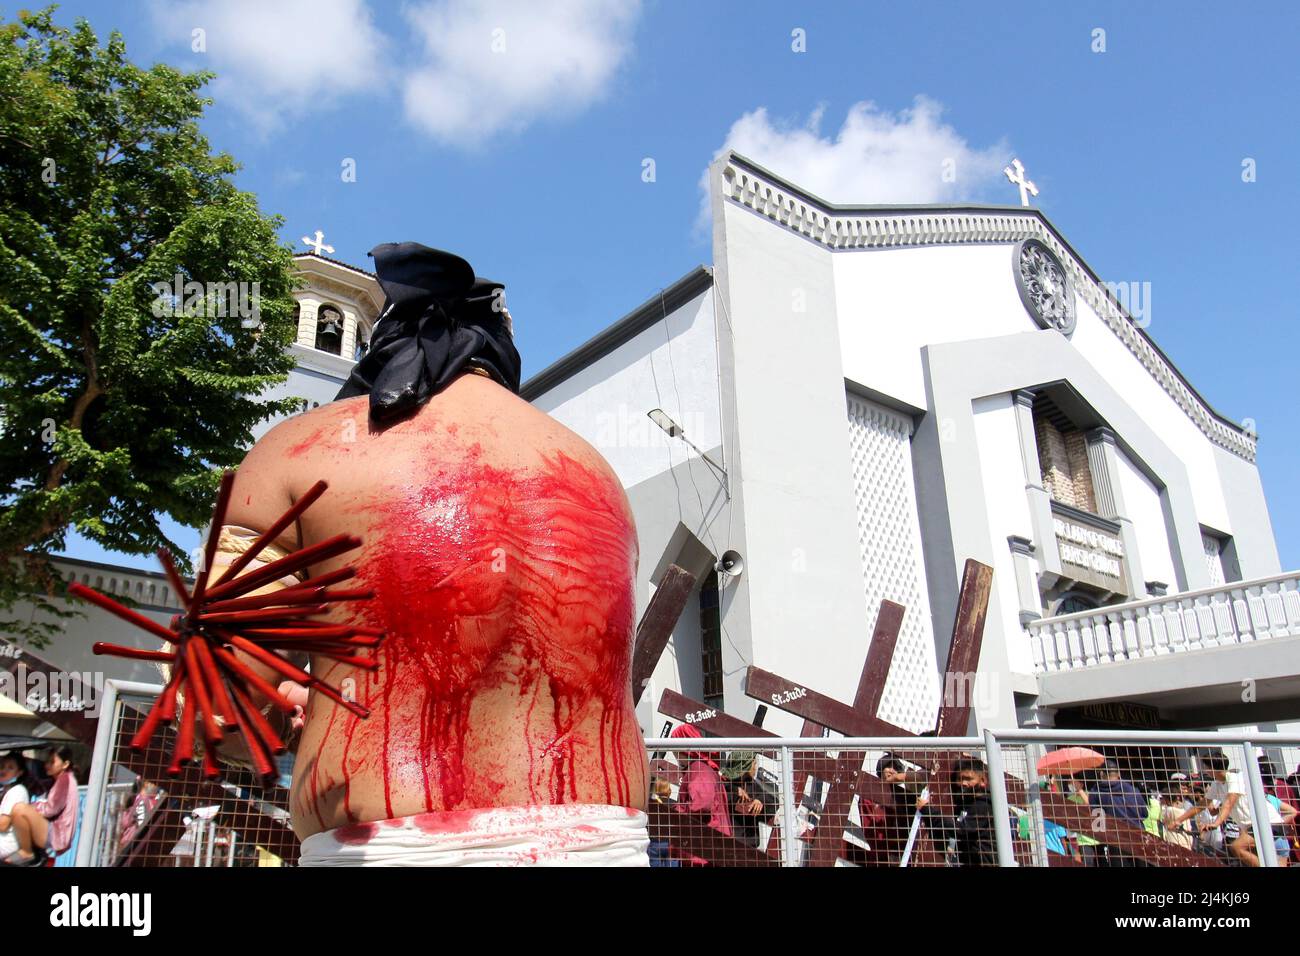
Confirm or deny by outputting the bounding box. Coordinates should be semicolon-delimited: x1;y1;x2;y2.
700;571;724;710
1201;529;1239;585
1054;592;1100;616
1033;395;1097;513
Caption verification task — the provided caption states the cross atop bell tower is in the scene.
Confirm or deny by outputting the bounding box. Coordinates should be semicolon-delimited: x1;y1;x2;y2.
301;229;334;256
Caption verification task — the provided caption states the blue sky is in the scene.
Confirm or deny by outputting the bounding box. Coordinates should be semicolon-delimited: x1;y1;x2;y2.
41;0;1300;571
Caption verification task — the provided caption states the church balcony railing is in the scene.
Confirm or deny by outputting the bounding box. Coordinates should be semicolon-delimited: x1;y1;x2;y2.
1027;569;1300;673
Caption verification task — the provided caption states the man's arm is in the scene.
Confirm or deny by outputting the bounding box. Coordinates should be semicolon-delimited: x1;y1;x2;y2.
915;796;955;841
1204;792;1239;831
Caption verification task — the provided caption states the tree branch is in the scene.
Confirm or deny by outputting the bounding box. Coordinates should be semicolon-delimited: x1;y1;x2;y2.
42;318;102;495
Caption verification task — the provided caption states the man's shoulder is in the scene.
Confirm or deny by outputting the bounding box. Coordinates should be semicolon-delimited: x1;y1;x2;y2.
247;395;367;457
499;396;627;495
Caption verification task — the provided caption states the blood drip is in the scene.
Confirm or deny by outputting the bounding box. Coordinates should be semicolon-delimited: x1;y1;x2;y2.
297;447;646;825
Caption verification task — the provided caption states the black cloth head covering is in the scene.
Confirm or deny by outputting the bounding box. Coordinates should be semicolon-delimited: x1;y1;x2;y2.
335;242;522;423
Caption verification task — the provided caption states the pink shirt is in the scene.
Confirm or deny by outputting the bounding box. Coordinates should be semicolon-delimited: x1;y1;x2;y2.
34;772;78;855
676;760;733;837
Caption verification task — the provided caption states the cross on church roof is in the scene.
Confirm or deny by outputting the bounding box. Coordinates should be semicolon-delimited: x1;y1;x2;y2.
1003;158;1039;206
301;229;335;256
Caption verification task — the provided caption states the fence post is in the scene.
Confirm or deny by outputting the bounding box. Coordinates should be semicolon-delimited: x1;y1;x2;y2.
1240;740;1280;867
204;818;218;868
75;680;168;867
75;680;122;867
1024;743;1049;867
781;745;799;868
983;729;1018;867
192;815;205;868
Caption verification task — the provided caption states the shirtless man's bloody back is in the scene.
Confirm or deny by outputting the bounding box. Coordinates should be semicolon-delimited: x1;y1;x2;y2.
225;372;649;846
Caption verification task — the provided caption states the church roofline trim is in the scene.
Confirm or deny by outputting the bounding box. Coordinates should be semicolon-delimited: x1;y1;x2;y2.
293;251;377;279
47;553;174;580
520;265;714;401
293;252;384;315
717;150;1258;462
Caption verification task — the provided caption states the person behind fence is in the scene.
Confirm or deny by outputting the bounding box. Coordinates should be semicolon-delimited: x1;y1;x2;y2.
192;243;650;866
1263;789;1296;866
1087;760;1147;827
1071;760;1149;867
1;746;78;866
1259;758;1294;805
1156;777;1196;852
872;754;929;864
669;724;732;864
1182;774;1224;857
1046;772;1102;863
719;750;776;850
0;752;33;864
117;778;163;855
916;757;1011;867
1142;784;1165;838
1018;778;1079;863
646;775;679;867
1259;757;1299;855
1176;751;1280;867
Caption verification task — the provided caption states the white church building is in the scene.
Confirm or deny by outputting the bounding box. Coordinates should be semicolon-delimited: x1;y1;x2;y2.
6;152;1298;744
524;151;1299;738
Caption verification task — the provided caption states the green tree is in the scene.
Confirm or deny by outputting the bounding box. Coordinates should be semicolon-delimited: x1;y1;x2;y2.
0;9;303;646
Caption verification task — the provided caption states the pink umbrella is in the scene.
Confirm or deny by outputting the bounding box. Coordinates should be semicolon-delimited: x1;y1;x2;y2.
1037;747;1105;775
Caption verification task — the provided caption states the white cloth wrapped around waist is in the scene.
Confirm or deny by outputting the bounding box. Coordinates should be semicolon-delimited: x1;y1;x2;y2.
298;803;650;867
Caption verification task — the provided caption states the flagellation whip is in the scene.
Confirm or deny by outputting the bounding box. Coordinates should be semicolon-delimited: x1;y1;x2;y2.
69;470;384;783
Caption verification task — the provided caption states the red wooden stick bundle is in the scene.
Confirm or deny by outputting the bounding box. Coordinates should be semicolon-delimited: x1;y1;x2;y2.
73;470;386;784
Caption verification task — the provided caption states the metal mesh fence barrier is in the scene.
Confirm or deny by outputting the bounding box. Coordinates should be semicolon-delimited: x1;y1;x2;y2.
74;683;1299;867
81;686;296;867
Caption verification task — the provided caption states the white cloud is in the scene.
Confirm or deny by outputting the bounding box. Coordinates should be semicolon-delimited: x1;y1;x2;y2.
149;0;388;132
147;0;641;145
400;0;642;147
696;97;1011;239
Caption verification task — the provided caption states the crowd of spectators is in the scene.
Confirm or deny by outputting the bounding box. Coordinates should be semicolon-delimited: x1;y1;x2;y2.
650;729;1300;868
0;745;79;866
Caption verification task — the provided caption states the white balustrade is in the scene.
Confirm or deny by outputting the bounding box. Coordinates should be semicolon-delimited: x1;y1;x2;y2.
1027;571;1300;671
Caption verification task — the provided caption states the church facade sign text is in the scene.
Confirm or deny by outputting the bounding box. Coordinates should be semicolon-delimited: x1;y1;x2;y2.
1051;504;1128;592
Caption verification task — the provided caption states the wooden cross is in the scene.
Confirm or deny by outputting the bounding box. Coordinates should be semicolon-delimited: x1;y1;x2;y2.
733;560;1218;868
631;564;792;864
630;564;697;706
655;595;911;865
655;560;995;865
743;560;997;865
